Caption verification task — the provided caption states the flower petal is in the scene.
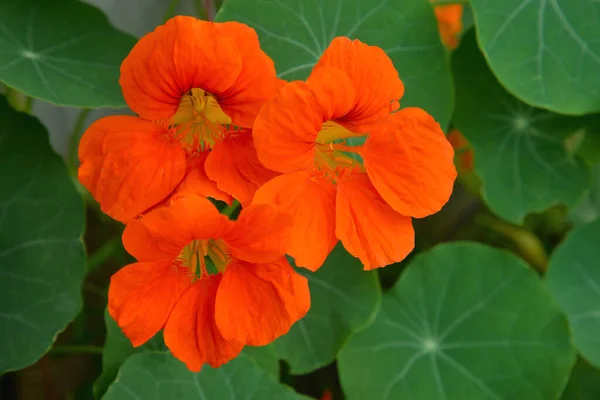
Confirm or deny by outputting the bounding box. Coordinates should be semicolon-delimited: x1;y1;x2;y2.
306;66;356;121
215;258;310;346
205;131;279;206
108;260;191;347
313;37;404;132
224;204;291;264
253;81;322;173
361;108;457;218
434;4;463;49
164;275;244;371
179;153;233;205
336;173;415;270
123;195;231;262
78;115;186;223
120;16;242;121
253;171;337;271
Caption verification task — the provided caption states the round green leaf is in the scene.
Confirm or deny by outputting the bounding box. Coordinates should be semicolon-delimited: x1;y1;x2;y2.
275;244;381;374
339;242;576;400
0;95;85;373
0;0;136;108
470;0;600;115
216;0;454;127
453;30;590;224
561;358;600;400
546;219;600;368
103;352;307;400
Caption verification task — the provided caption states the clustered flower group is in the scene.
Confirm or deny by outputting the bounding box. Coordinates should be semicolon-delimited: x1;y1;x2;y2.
78;15;456;371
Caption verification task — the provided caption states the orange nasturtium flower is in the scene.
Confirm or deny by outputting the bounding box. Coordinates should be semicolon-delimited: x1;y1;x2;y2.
78;16;279;223
252;37;457;271
433;3;464;49
109;182;310;371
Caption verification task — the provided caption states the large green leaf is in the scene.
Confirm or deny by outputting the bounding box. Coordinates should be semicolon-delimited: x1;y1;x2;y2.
0;96;85;373
275;244;381;374
103;352;308;400
546;219;600;368
470;0;600;115
453;30;590;224
570;164;600;226
338;242;576;400
561;358;600;400
0;0;136;108
216;0;454;128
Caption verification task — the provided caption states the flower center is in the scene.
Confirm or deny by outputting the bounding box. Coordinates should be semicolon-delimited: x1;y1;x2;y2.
171;88;232;154
314;121;364;182
178;238;230;281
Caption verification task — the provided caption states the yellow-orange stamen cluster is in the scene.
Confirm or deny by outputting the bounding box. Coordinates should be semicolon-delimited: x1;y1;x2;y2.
178;238;231;281
314;121;364;182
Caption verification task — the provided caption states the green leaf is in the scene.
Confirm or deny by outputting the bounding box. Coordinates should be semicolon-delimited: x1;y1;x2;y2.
242;345;280;379
275;244;381;374
470;0;600;115
546;219;600;368
561;358;600;400
103;352;307;400
216;0;454;128
570;164;600;226
0;95;85;373
94;310;166;398
453;30;590;224
338;242;576;400
0;0;136;108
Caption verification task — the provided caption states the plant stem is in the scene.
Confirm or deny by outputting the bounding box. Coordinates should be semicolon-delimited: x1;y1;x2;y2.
222;200;241;218
87;237;121;271
68;109;91;174
50;345;103;355
162;0;181;22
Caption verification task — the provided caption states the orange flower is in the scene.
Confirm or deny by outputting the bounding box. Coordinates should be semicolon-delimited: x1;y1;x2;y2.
447;129;474;171
433;4;463;49
78;17;279;222
253;37;456;271
109;186;310;371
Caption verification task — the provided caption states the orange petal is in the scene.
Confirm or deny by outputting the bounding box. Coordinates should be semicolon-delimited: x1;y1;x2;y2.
306;66;356;121
434;4;463;50
215;258;310;346
313;37;404;132
205;130;278;206
78;115;186;223
213;22;279;128
177;152;233;205
108;260;191;347
336;173;415;270
253;81;322;173
122;195;231;262
253;171;337;271
447;129;474;172
361;108;457;218
164;275;244;371
120;16;242;121
224;204;291;263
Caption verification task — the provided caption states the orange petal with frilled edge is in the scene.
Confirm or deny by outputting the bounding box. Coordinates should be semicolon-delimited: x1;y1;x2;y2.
205;130;279;206
212;22;279;128
78;115;186;223
119;16;242;121
253;81;323;173
122;195;231;262
434;4;463;50
313;37;404;133
306;66;356;121
108;260;192;347
178;153;233;205
224;204;291;264
336;173;415;270
361;108;457;219
164;275;244;371
252;171;337;271
215;258;310;346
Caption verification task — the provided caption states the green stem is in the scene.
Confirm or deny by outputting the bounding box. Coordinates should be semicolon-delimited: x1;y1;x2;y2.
87;237;121;271
431;0;468;5
222;199;241;218
50;345;103;355
68;109;91;174
194;0;208;19
23;95;33;113
162;0;181;22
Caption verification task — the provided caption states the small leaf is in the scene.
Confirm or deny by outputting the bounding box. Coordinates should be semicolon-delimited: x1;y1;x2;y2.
103;352;308;400
470;0;600;115
338;242;576;400
216;0;454;127
0;0;136;108
275;244;381;374
0;95;85;373
453;30;590;224
546;219;600;368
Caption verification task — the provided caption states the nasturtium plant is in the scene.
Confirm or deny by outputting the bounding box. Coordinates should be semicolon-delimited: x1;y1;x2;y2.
0;0;135;108
0;95;85;373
